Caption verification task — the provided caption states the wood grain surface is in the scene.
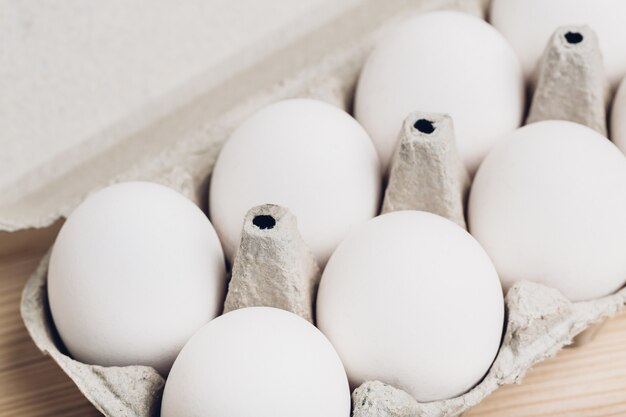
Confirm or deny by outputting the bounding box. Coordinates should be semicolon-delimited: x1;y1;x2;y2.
0;225;625;417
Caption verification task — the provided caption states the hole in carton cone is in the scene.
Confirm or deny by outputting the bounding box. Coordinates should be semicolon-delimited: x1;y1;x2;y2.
414;119;435;134
253;215;276;230
564;32;583;44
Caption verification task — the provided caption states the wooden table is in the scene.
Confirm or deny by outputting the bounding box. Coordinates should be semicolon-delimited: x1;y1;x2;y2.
1;224;625;417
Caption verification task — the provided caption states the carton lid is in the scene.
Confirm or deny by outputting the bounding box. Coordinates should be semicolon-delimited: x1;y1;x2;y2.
0;0;365;224
0;0;485;231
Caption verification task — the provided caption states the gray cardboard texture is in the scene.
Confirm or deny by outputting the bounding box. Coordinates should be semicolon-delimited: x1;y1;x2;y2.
382;112;470;228
527;26;609;135
223;205;322;323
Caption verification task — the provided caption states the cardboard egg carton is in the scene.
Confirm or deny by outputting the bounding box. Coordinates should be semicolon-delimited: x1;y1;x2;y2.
10;1;626;417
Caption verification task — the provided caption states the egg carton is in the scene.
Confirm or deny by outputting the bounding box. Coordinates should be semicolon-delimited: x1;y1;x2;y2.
15;2;626;417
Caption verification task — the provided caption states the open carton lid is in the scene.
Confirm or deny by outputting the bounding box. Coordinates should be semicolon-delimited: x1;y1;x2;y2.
0;0;485;232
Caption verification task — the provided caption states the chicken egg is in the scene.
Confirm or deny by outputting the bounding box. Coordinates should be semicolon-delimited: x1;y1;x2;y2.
490;0;626;87
161;307;350;417
209;98;381;265
469;120;626;301
354;10;525;175
48;181;226;375
316;211;504;402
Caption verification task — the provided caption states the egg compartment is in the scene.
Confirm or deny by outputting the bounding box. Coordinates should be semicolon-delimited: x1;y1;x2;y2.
14;2;626;417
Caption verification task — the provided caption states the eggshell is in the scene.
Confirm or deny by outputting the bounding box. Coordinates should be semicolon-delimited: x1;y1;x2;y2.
469;120;626;301
610;75;626;154
490;0;626;87
209;98;381;265
161;307;350;417
354;11;524;175
316;211;504;402
48;182;226;375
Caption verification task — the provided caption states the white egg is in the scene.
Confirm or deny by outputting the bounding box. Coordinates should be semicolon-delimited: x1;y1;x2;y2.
48;182;226;375
209;98;381;265
610;76;626;154
161;307;350;417
490;0;626;87
316;211;504;402
354;11;524;175
469;121;626;301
